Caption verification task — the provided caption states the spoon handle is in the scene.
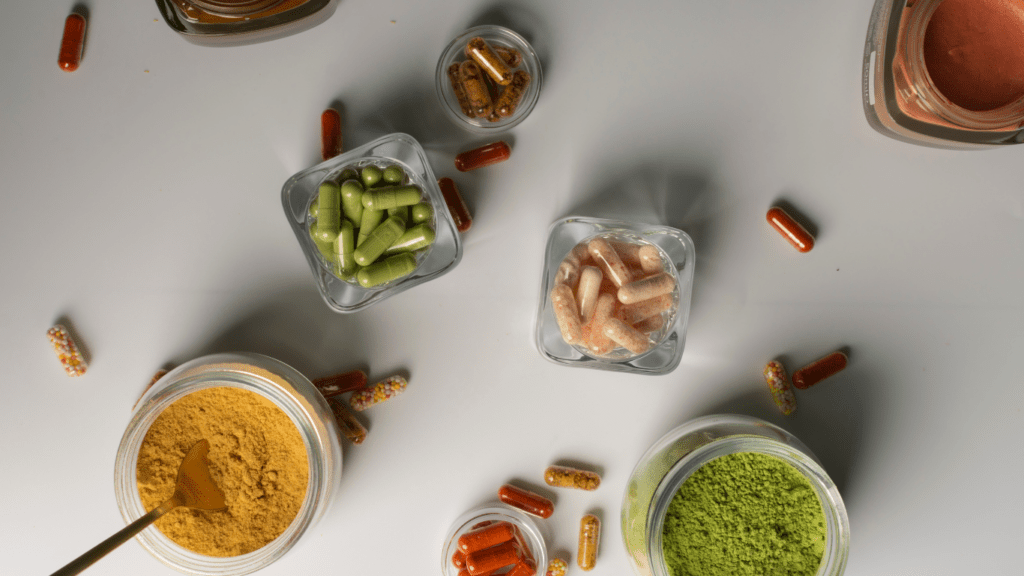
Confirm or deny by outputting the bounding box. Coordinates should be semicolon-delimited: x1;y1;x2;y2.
50;498;179;576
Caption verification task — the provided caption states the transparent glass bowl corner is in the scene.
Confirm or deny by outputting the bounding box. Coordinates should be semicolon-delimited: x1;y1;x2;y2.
441;504;548;576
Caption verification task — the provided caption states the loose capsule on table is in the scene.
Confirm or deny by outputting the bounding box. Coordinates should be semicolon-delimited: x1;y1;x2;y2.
313;369;368;397
328;398;367;444
498;484;554;519
459;60;494;117
58;13;86;72
545;558;568;576
577;514;600;571
766;206;815;253
792;351;848;389
349;374;407;411
544;465;600;490
495;70;532;117
320;108;342;161
47;324;87;376
466;36;514;85
447;62;476;117
550;284;584;346
763;360;797;416
438;177;473;232
455;141;511;172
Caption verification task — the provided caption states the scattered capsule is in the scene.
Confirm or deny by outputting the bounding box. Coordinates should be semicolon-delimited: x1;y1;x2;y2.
496;70;532;117
587;238;631;287
361;165;383;188
312;369;368;397
438;177;472;232
493;45;523;68
320;108;342;161
617;273;676;305
466;36;514;85
448;62;476;117
763;360;797;416
382;224;435;256
550;284;584;345
466;540;520;575
544;465;600;490
382;164;405;184
356;252;417;288
58;14;86;72
498;484;554;519
766;206;815;253
47;324;87;376
577;515;600;571
459;60;494;118
603;317;651;355
459;521;516;554
349;374;408;411
545;558;568;576
410;202;433;225
576;266;603;323
357;208;384;246
455;141;511;172
328;398;367;444
792;351;848;389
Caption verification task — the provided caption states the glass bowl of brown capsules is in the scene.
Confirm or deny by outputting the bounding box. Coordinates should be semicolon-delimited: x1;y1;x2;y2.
435;25;543;133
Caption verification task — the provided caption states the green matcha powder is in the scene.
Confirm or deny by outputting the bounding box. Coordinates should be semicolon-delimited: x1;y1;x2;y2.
661;452;827;576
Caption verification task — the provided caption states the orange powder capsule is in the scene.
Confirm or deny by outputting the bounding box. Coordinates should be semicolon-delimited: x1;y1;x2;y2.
448;62;476;118
452;550;467;569
792;351;848;390
603;318;651;355
495;70;532;117
466;36;514;85
498;484;554;519
493;45;523;68
582;293;617;356
312;369;367;397
588;238;632;287
458;521;516;554
616;294;674;325
455;141;512;172
466;539;520;575
550;283;584;345
320;108;342;161
507;559;537;576
577;514;600;571
766;206;814;253
617;273;676;305
459;60;494;117
438;177;472;233
58;14;86;72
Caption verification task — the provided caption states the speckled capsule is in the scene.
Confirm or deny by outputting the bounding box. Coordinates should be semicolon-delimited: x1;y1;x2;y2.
349;375;408;411
763;360;797;416
544;465;600;490
577;514;600;571
545;558;568;576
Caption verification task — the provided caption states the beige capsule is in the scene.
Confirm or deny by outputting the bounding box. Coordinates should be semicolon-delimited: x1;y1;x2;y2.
582;293;617;356
603;317;651;355
588;237;632;287
577;514;600;571
617;272;676;305
550;284;584;345
633;314;665;334
616;294;675;325
638;244;663;274
576;266;603;323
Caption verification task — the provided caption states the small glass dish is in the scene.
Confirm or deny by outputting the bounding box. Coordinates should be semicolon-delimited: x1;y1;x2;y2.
435;25;543;134
114;353;344;575
534;217;695;375
441;505;548;576
154;0;339;47
621;415;850;576
282;133;463;313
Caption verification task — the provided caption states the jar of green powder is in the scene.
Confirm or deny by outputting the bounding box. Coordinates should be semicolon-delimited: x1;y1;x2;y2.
620;415;849;576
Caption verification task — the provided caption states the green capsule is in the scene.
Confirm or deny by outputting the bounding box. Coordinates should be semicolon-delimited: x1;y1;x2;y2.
361;165;383;188
341;179;364;227
309;222;338;264
383;224;435;256
337;168;358;182
389;205;410;225
357;209;384;246
382;165;405;184
361;185;422;211
308;198;319;219
410;202;433;224
315;182;341;243
353;216;406;266
357;253;417;288
333;219;358;276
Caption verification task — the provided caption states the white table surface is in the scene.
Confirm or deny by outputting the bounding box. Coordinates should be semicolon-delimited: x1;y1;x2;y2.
2;1;1022;574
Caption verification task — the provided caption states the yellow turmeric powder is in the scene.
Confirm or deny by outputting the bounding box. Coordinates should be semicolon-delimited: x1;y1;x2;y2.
136;387;309;556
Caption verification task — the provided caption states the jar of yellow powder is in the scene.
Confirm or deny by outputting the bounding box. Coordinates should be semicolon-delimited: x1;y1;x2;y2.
114;353;343;575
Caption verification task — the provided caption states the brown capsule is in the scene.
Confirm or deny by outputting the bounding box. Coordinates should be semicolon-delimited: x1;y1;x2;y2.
498;484;554;518
320;108;342;161
447;62;476;118
438;177;472;233
459;60;493;117
544;465;600;490
577;514;600;571
766;206;815;253
58;14;86;72
466;36;513;85
312;369;368;397
458;521;515;554
492;45;523;68
454;141;511;172
496;70;532;117
792;351;848;389
466;540;520;575
328;398;367;444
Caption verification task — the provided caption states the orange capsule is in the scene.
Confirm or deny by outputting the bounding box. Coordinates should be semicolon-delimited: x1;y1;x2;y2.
495;70;532;117
312;369;367;397
328;398;367;444
466;36;514;85
448;62;476;118
492;45;523;68
321;108;342;161
766;206;815;253
438;177;472;233
507;559;537;576
792;351;848;389
452;549;467;569
458;521;516;554
498;484;554;519
455;141;511;172
459;60;494;118
58;13;86;72
466;540;520;575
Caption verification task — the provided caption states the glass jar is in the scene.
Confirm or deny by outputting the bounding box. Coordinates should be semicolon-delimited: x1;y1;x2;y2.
155;0;339;46
114;353;343;575
863;0;1024;147
441;505;548;576
621;415;850;576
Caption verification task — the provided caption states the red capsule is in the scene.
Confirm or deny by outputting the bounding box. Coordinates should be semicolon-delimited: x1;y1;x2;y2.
792;351;848;389
312;369;367;397
766;206;815;253
455;141;511;172
498;484;554;518
58;14;86;72
438;177;473;233
507;559;538;576
321;108;342;161
452;549;467;569
458;521;515;554
466;540;520;575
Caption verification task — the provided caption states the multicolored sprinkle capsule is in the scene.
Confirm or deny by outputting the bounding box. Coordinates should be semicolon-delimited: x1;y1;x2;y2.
46;324;87;376
763;360;797;416
546;558;568;576
349;374;407;411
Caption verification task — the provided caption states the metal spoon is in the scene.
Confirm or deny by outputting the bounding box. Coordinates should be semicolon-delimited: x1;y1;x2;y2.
51;439;227;576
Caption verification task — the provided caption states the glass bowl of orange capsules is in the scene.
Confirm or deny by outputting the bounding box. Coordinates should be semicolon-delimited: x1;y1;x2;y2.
282;133;463;313
442;505;548;576
535;217;695;375
435;25;543;133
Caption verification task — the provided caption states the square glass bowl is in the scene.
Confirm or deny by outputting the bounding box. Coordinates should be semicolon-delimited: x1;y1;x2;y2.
282;133;462;313
435;25;543;134
535;217;695;375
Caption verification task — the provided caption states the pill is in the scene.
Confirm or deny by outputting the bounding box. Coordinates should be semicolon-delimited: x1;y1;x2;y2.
356;252;417;288
633;314;665;334
588;238;632;287
308;198;319;219
133;368;169;409
353;215;406;266
438;177;472;232
507;559;537;576
410;202;433;225
58;14;86;72
545;558;568;576
459;521;516;554
603;317;651;355
616;294;674;325
389;205;410;224
361;165;383;188
361;185;422;211
511;526;534;563
382;165;405;184
341;179;364;226
466;36;514;85
309;222;337;263
312;369;368;397
550;284;584;345
577;514;600;571
638;245;664;274
383;224;435;256
544;465;600;490
315;182;342;243
448;62;476;117
763;360;797;416
496;70;532;117
337;168;358;182
466;540;520;575
498;484;554;519
564;243;590;268
582;293;617;355
493;45;523;68
328;398;367;444
792;351;848;389
617;272;676;305
452;550;467;569
356;208;385;247
576;266;603;323
471;521;494;530
555;260;579;287
766;206;815;253
320;108;342;161
455;141;511;172
331;219;356;276
47;324;87;376
349;374;408;411
459;60;494;117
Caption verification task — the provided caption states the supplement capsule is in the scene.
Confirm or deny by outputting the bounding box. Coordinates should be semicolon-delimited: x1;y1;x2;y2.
320;108;342;161
361;185;422;211
459;521;516;554
632;314;665;334
555;260;579;287
354;215;406;265
455;141;511;172
410;202;433;225
448;62;476;117
340;180;364;226
638;244;664;274
577;515;600;571
766;206;815;253
617;272;676;305
356;252;417;288
334;219;358;276
496;70;532;117
792;351;848;389
498;484;554;519
582;293;617;355
603;318;651;355
616;294;674;325
493;45;523;68
545;558;568;576
763;360;797;416
507;559;537;576
466;540;520;575
438;177;472;232
466;36;514;85
328;398;367;444
349;374;408;411
383;223;435;256
361;165;383;188
588;238;632;287
459;60;494;117
58;13;86;72
313;369;368;397
47;324;87;376
357;208;384;247
309;222;337;263
550;284;584;345
452;549;467;569
389;205;410;225
576;266;603;323
544;465;600;490
308;198;319;219
315;182;342;243
382;165;404;184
